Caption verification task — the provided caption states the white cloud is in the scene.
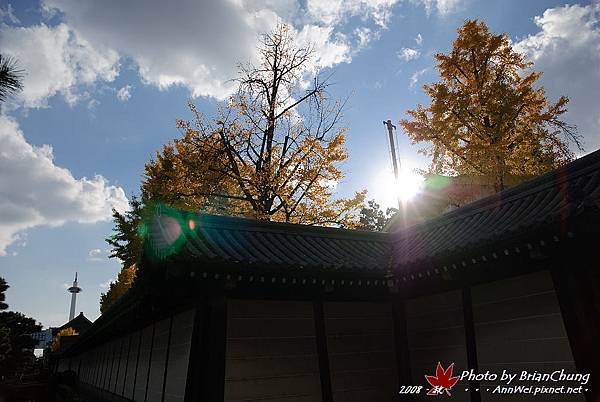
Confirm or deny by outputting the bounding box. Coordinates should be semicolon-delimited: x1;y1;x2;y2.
116;85;132;102
296;25;352;68
0;3;20;24
34;0;366;101
398;47;421;61
87;98;99;110
0;23;119;108
0;115;129;255
413;0;462;15
415;33;423;45
355;27;378;49
1;1;461;106
514;4;600;151
409;68;428;87
88;248;110;261
305;0;400;28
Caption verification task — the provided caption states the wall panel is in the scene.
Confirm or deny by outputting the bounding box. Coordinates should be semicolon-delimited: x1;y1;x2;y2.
115;334;132;396
134;324;155;402
324;301;398;402
107;339;120;391
472;270;585;402
163;309;195;402
124;331;141;399
97;344;108;389
405;290;470;402
147;318;171;402
224;300;322;402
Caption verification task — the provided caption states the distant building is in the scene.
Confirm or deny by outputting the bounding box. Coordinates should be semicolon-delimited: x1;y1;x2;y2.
54;312;93;336
31;313;92;350
31;328;53;349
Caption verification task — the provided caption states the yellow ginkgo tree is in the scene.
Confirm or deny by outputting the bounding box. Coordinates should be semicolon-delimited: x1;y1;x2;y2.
400;20;583;191
142;23;365;226
50;327;79;352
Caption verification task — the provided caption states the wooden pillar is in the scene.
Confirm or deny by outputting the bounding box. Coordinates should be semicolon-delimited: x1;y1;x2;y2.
392;298;411;387
205;297;227;402
122;335;133;396
160;316;174;402
462;287;481;402
113;338;124;394
185;297;227;402
313;299;333;402
144;323;157;402
131;330;143;401
184;305;204;402
551;261;599;402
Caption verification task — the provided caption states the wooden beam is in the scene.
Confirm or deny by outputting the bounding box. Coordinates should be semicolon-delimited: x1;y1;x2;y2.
131;330;143;401
184;295;227;402
196;296;227;402
184;305;204;402
113;338;124;394
551;259;599;402
99;343;109;391
121;334;133;397
392;298;411;387
313;299;333;402
462;287;481;402
144;323;157;402
161;316;174;402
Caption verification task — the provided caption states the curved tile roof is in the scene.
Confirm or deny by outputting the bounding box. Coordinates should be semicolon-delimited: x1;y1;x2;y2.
144;149;600;274
146;209;390;272
390;149;600;268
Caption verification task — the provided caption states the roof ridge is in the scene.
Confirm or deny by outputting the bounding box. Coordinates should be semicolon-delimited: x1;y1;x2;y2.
394;148;600;236
185;213;390;241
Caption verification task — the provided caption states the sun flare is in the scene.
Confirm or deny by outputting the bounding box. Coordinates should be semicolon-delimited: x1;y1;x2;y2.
374;166;424;207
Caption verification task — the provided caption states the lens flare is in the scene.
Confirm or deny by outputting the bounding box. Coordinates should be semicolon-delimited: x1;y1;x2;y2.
160;216;182;245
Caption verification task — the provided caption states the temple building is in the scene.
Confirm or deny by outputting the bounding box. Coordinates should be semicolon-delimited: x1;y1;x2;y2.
56;149;600;402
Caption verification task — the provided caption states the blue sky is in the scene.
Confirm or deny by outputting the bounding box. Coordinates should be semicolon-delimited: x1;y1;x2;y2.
1;0;599;328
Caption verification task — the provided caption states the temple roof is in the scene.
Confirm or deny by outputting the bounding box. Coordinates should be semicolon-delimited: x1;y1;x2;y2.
145;149;600;274
390;149;600;269
55;312;93;335
146;209;390;272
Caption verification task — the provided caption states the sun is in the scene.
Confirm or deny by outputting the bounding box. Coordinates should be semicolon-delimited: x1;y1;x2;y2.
374;166;424;207
396;168;424;201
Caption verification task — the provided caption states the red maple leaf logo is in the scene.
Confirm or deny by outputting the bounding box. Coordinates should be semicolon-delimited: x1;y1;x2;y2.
425;362;460;396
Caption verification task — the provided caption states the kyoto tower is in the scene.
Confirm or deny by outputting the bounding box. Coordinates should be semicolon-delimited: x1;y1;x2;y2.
67;272;82;321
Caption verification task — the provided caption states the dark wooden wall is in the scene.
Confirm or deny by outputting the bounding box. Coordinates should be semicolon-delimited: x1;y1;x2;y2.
63;309;194;402
471;271;584;402
324;301;398;402
57;268;593;402
224;300;322;402
405;290;470;402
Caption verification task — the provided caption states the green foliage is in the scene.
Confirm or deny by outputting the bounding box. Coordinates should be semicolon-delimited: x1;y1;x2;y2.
0;277;11;362
0;54;23;103
0;311;41;379
99;264;138;314
357;200;397;231
106;195;144;268
0;276;8;311
0;326;11;362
